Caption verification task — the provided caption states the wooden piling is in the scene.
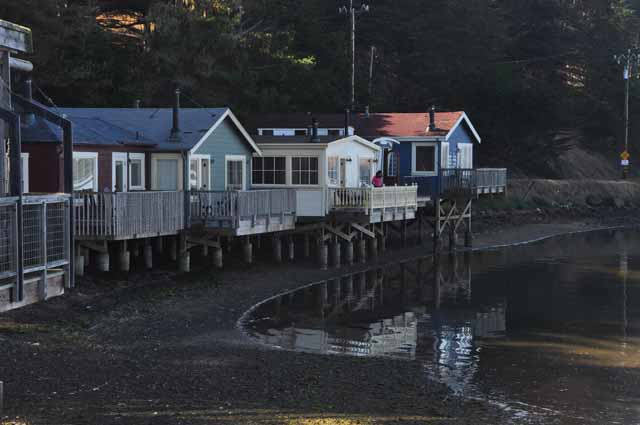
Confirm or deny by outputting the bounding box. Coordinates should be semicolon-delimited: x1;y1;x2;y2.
303;234;311;258
118;241;130;272
243;236;253;264
153;237;163;255
178;233;190;272
202;244;209;258
318;242;328;270
344;241;354;266
74;254;85;277
144;243;153;269
96;252;110;272
332;240;341;269
357;238;367;264
213;246;223;268
401;219;407;247
169;236;177;262
288;237;295;261
368;237;378;261
273;236;282;263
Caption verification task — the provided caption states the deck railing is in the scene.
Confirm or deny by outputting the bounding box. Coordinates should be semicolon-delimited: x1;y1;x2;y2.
328;186;418;214
476;168;507;193
0;194;71;285
190;189;297;228
74;191;185;239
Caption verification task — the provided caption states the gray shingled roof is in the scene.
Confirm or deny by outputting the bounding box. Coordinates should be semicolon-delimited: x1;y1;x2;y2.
21;107;228;151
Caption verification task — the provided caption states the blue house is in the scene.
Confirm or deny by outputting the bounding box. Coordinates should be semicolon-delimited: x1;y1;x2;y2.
354;110;482;199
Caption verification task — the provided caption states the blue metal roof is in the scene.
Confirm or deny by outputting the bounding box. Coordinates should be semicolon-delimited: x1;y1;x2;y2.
21;107;228;151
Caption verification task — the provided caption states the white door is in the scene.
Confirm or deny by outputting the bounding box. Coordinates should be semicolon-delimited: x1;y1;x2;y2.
112;153;128;192
226;156;245;191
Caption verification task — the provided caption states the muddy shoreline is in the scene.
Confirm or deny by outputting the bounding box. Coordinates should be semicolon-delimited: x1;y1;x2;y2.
1;207;639;425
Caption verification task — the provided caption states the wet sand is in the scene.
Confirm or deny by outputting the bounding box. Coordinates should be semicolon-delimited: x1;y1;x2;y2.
1;207;639;424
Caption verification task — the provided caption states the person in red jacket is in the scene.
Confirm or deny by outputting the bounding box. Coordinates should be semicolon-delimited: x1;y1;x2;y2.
372;170;384;187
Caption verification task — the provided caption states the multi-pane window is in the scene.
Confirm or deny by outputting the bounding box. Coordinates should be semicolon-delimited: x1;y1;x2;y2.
292;157;319;185
73;153;98;191
129;153;145;190
387;152;398;177
327;157;339;185
415;145;436;173
359;158;372;186
252;157;286;185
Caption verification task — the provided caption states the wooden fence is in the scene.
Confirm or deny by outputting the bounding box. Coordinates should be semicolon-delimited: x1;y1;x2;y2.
74;191;185;240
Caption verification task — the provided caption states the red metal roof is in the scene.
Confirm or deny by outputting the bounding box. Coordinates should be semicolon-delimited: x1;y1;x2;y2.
353;112;464;138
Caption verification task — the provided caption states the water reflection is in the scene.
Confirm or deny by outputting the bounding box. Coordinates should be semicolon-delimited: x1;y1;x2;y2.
245;229;640;424
247;252;507;396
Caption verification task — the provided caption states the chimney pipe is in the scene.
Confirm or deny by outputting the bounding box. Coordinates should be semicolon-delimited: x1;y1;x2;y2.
134;99;141;109
344;108;351;136
365;105;370;118
171;88;181;141
428;105;436;131
311;118;320;142
23;79;35;125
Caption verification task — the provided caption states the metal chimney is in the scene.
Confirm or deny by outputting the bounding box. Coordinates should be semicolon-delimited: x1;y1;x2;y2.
310;118;320;142
23;79;35;125
428;105;436;131
170;88;181;141
344;108;351;136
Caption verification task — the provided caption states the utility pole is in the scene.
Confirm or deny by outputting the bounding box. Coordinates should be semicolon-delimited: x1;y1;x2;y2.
339;1;369;110
614;48;640;179
368;45;376;103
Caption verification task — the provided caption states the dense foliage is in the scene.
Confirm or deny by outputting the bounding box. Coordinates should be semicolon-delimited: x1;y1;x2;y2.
2;0;640;173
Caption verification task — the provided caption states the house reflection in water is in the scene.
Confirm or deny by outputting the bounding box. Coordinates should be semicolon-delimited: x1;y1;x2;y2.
246;253;507;391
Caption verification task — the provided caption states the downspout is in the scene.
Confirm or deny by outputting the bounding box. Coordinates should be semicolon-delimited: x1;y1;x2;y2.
0;108;24;301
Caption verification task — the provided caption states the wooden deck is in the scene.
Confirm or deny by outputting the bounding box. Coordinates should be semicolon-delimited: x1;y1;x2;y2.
328;186;418;223
190;189;297;236
74;191;185;241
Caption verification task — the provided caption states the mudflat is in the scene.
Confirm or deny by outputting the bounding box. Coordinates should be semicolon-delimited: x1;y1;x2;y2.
0;207;638;425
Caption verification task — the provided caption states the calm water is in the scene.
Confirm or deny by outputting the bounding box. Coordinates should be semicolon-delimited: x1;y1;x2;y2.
243;229;640;424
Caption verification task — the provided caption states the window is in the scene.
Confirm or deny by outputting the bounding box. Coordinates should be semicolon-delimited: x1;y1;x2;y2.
226;155;245;190
294;129;307;136
261;129;274;136
129;153;145;190
157;159;179;190
292;157;319;185
252;156;286;185
412;143;437;175
387;151;398;177
73;152;98;191
328;129;341;137
359;158;372;186
189;155;210;190
327;157;339;185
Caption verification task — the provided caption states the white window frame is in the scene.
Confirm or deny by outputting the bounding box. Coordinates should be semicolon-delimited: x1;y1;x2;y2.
151;153;183;191
251;155;287;186
128;153;145;191
358;156;374;187
225;154;246;191
411;142;438;176
327;156;339;186
291;156;320;186
21;153;29;193
112;152;128;192
189;153;211;190
73;152;99;192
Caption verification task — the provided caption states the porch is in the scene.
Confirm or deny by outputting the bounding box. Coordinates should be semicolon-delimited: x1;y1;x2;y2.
0;194;71;311
74;191;185;241
328;186;418;223
190;189;297;236
400;168;508;200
